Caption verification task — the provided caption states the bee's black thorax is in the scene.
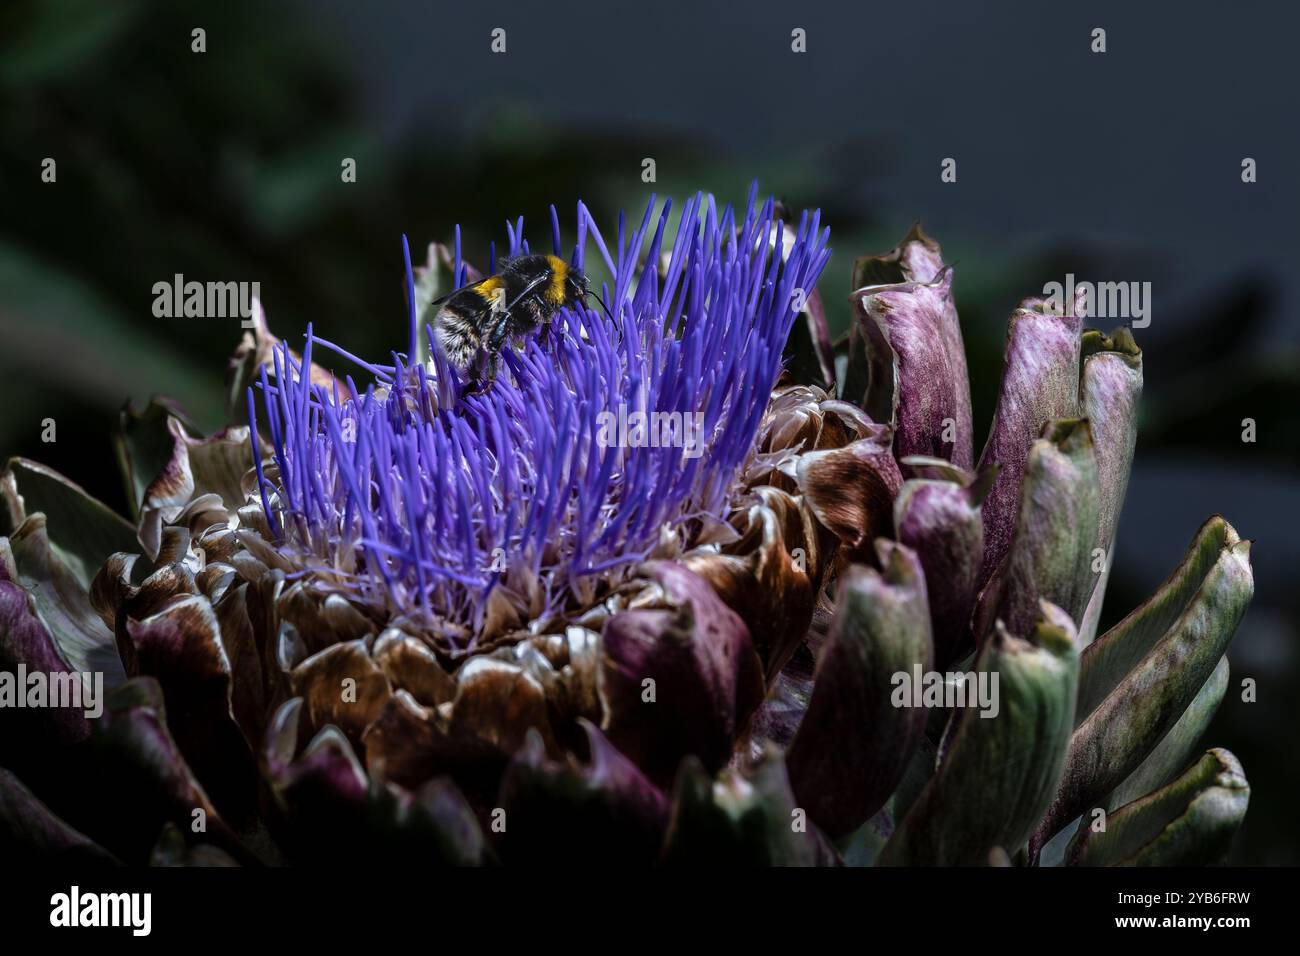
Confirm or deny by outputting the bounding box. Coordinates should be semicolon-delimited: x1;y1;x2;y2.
432;253;589;382
498;254;583;330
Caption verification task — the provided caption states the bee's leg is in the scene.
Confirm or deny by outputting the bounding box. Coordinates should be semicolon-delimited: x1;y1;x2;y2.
469;312;509;390
453;339;486;394
487;310;513;354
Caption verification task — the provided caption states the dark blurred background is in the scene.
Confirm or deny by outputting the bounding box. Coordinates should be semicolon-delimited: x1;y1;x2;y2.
1;0;1296;862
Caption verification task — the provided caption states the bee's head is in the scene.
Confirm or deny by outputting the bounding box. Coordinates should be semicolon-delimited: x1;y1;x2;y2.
549;257;612;320
564;269;590;304
573;272;616;321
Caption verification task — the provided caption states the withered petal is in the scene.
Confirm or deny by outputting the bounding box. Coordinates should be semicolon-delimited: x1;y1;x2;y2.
289;638;393;746
450;656;557;756
372;627;458;708
795;433;902;561
681;488;818;685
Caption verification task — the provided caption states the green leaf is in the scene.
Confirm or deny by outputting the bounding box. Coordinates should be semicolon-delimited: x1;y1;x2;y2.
0;242;221;441
786;541;933;837
1034;518;1252;849
879;604;1079;865
1066;749;1248;866
113;398;199;524
3;515;126;685
0;457;132;690
1106;655;1229;812
112;400;250;559
973;419;1099;642
975;298;1084;589
0;0;141;87
1076;329;1142;646
2;457;137;590
663;749;838;866
1077;517;1236;718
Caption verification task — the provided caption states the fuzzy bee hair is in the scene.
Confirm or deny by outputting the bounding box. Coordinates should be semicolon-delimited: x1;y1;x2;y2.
432;255;589;384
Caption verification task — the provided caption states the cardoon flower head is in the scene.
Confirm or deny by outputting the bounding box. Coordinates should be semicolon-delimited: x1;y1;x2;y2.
0;188;1255;870
248;188;831;651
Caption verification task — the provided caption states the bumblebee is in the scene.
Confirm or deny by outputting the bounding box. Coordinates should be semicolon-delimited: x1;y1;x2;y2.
432;254;592;385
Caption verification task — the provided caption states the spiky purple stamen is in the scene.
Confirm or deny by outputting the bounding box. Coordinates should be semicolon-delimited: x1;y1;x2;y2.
248;189;831;646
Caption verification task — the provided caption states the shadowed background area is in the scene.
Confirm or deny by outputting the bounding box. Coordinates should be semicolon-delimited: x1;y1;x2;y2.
1;0;1296;862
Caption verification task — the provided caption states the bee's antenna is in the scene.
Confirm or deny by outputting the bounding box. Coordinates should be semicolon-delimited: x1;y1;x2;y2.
587;288;616;322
